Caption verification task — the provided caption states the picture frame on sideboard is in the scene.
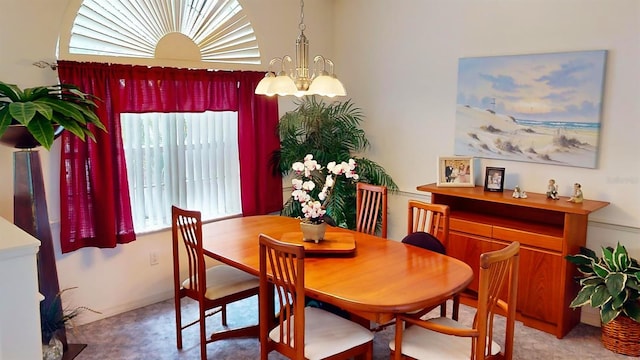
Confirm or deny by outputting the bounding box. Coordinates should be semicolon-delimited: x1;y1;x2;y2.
437;156;474;187
484;167;505;192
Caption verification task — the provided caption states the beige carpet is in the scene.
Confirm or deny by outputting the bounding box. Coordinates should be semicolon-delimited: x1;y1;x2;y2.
67;296;630;359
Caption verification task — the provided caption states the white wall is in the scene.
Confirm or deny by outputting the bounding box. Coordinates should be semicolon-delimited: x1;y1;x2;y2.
334;0;639;230
333;0;640;324
0;0;638;327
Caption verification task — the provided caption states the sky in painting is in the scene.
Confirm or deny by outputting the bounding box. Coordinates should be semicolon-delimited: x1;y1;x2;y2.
456;50;606;123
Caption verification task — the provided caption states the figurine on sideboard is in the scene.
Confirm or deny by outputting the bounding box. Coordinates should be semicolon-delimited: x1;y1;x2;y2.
546;179;559;200
512;185;527;199
568;183;583;203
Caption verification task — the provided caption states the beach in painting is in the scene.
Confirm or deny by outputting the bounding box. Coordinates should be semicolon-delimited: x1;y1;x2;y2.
454;104;599;168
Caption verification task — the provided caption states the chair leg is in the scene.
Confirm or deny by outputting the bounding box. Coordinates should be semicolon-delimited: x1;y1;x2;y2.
199;306;207;360
365;341;374;360
221;304;228;326
393;319;404;360
439;301;447;317
452;295;460;321
175;295;183;349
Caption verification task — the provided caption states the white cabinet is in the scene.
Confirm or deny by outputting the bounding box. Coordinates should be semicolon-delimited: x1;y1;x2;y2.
0;216;41;360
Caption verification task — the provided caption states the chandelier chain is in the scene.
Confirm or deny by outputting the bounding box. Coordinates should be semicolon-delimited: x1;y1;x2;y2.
299;0;306;32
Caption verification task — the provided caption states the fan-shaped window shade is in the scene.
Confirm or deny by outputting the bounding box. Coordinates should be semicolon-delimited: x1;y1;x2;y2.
69;0;260;64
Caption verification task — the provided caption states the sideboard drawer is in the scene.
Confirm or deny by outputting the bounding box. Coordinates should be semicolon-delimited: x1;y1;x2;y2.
492;226;563;252
450;218;492;237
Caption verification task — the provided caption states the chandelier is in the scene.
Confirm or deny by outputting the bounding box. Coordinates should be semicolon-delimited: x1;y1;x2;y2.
254;0;346;97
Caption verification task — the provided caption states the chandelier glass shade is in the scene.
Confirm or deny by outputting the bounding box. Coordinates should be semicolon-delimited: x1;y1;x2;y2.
254;0;346;97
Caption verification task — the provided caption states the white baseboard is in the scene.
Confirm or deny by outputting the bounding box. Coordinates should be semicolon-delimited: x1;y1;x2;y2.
75;290;174;326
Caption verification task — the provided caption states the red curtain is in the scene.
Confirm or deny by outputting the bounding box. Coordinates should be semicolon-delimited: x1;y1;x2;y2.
57;62;135;253
57;61;281;253
237;72;284;215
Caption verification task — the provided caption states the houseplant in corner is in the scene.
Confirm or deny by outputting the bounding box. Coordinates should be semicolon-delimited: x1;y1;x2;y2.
0;80;105;356
566;243;640;356
0;81;105;150
272;97;398;230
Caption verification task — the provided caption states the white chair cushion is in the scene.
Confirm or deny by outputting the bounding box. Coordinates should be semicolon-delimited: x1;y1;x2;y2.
182;264;258;300
389;316;501;360
269;306;374;360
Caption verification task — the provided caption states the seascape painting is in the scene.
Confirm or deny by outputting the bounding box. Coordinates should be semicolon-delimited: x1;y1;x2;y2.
454;50;607;168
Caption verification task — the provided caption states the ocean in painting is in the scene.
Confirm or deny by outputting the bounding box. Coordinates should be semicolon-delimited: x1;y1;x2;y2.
515;119;600;131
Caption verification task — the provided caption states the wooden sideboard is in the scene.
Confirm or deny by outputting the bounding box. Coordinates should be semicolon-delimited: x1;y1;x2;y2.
416;183;609;339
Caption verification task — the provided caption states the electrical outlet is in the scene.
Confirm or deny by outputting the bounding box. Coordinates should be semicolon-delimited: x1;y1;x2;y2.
149;251;159;266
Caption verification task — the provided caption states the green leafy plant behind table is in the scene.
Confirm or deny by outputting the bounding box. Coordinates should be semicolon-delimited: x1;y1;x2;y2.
272;97;398;230
566;243;640;324
0;81;105;150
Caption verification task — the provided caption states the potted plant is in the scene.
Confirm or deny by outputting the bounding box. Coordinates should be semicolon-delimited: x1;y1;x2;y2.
41;287;101;360
272;97;397;229
0;80;105;358
0;81;105;150
289;154;359;242
566;243;640;356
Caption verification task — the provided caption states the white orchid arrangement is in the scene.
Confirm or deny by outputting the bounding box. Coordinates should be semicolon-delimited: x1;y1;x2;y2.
291;154;359;224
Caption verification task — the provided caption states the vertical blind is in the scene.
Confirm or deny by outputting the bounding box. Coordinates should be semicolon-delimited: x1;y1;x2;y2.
121;111;241;232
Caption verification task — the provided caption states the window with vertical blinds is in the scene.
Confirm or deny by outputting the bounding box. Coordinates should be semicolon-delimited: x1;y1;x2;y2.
121;111;242;233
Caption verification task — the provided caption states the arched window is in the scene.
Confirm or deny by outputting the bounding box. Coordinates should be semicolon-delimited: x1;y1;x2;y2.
60;0;259;65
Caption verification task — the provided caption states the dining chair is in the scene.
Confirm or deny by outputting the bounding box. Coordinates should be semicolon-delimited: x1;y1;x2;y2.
390;241;520;360
371;200;454;333
407;200;450;247
258;234;374;360
404;200;456;319
171;206;260;359
356;182;388;238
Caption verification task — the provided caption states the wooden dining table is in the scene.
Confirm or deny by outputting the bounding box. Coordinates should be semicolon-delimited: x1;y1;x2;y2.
201;215;473;324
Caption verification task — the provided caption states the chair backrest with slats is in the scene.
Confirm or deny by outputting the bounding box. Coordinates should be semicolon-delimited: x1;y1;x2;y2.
259;234;306;359
356;183;388;238
475;241;520;360
407;200;450;248
171;206;206;301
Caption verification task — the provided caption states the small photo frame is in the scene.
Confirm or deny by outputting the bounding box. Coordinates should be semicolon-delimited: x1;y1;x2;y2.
484;167;505;192
437;156;475;187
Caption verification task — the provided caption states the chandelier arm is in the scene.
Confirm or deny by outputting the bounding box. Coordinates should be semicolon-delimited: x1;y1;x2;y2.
267;57;281;73
282;55;294;77
324;59;335;75
312;55;330;77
